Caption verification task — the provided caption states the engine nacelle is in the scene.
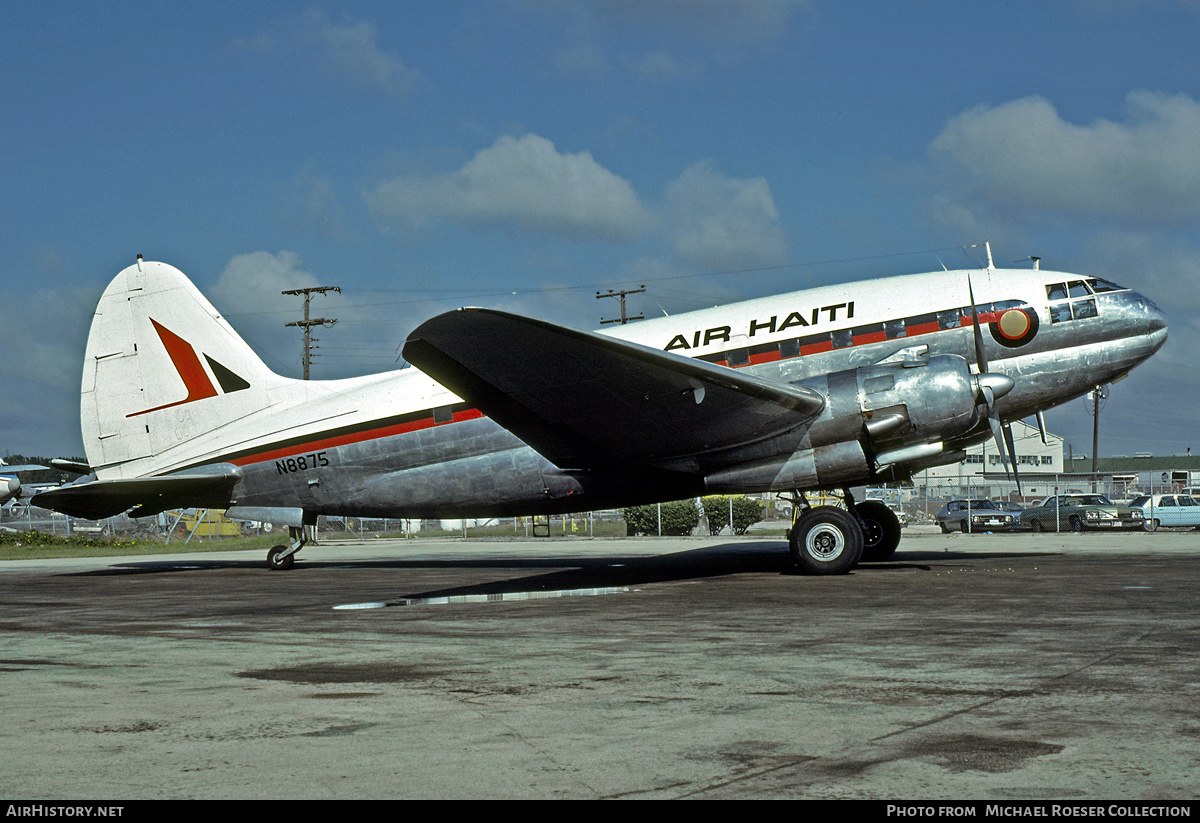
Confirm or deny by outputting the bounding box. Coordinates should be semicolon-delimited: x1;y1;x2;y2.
802;354;983;452
1;476;19;506
703;355;990;493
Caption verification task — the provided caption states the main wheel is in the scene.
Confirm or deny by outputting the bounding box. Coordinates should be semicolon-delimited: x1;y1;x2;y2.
790;506;863;575
856;500;902;562
267;545;295;571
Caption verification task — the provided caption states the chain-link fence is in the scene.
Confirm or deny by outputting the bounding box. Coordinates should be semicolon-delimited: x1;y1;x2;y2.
904;473;1164;523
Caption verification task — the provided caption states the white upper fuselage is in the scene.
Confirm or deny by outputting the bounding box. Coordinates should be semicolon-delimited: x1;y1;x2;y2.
88;262;1166;481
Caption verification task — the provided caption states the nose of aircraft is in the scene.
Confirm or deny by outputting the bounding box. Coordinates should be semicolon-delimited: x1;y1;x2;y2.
1143;294;1168;351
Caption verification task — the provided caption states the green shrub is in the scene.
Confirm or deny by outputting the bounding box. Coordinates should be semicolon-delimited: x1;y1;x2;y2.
621;499;701;536
701;495;766;535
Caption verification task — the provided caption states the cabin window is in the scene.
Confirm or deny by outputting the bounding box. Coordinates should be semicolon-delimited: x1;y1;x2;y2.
1068;280;1092;298
883;319;905;339
1047;283;1068;301
831;329;854;349
725;348;749;367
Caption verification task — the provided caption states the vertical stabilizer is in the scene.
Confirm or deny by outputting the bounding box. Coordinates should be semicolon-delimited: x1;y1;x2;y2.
83;259;285;478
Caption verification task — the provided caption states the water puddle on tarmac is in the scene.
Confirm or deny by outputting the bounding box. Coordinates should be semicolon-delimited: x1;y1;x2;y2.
334;586;631;610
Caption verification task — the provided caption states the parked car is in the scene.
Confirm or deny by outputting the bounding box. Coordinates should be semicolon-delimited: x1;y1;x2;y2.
1128;494;1200;531
1020;494;1144;532
934;499;1020;533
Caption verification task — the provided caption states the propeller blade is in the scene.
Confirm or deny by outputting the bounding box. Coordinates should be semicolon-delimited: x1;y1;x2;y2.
1035;411;1048;445
989;410;1009;477
967;274;988;374
1003;422;1023;495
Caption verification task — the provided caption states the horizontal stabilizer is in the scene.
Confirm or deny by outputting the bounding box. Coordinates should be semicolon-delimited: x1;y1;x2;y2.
31;468;240;520
49;458;92;475
403;309;825;469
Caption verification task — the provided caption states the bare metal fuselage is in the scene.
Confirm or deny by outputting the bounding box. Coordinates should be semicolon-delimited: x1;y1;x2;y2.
217;268;1166;519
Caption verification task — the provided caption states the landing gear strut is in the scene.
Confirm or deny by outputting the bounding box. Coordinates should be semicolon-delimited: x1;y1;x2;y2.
267;525;309;570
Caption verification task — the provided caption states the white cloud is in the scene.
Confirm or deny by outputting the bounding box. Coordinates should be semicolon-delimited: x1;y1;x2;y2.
931;91;1200;224
663;161;788;269
368;136;789;271
212;251;327;317
367;134;651;241
239;9;420;97
209;251;355;375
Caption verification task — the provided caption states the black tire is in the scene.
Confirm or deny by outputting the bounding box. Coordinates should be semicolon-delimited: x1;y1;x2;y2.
790;506;863;575
1030;519;1043;532
1146;519;1160;532
1069;516;1083;533
856;500;902;562
267;545;295;571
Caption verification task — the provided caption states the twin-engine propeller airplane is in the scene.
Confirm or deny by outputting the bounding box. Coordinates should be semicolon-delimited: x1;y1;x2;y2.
1;462;54;508
34;251;1167;574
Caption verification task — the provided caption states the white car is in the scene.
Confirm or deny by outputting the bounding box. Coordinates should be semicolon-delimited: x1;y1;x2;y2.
1128;494;1200;531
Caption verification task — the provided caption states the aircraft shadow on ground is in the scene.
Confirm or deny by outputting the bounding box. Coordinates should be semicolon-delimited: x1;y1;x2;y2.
75;543;1060;597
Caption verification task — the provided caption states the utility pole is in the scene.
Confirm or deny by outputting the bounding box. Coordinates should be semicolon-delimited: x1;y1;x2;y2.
596;286;645;325
283;285;341;379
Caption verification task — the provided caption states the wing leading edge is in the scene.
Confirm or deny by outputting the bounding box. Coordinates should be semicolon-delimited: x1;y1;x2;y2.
403;308;825;470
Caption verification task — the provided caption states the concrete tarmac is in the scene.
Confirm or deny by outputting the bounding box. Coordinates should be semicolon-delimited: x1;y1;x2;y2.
1;527;1197;800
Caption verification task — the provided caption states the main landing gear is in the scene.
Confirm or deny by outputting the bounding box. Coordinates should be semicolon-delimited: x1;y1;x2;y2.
786;489;903;575
267;526;309;570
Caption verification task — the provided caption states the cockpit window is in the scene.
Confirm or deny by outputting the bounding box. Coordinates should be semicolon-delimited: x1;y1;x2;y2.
1086;278;1125;293
1072;298;1098;320
1048;280;1103;325
1050;302;1073;323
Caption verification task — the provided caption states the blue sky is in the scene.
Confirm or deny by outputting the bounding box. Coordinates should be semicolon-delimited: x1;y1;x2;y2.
3;1;1199;464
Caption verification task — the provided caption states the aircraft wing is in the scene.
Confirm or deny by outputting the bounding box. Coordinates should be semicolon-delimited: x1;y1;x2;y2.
30;469;239;520
403;308;825;469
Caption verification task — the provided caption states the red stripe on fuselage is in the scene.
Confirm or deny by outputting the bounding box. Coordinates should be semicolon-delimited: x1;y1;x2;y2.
228;408;484;467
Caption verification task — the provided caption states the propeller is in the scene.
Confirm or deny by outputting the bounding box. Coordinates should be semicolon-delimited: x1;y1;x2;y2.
968;274;1023;495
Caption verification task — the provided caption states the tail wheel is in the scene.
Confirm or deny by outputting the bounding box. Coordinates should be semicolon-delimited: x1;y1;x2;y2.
790;506;863;575
267;545;295;571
